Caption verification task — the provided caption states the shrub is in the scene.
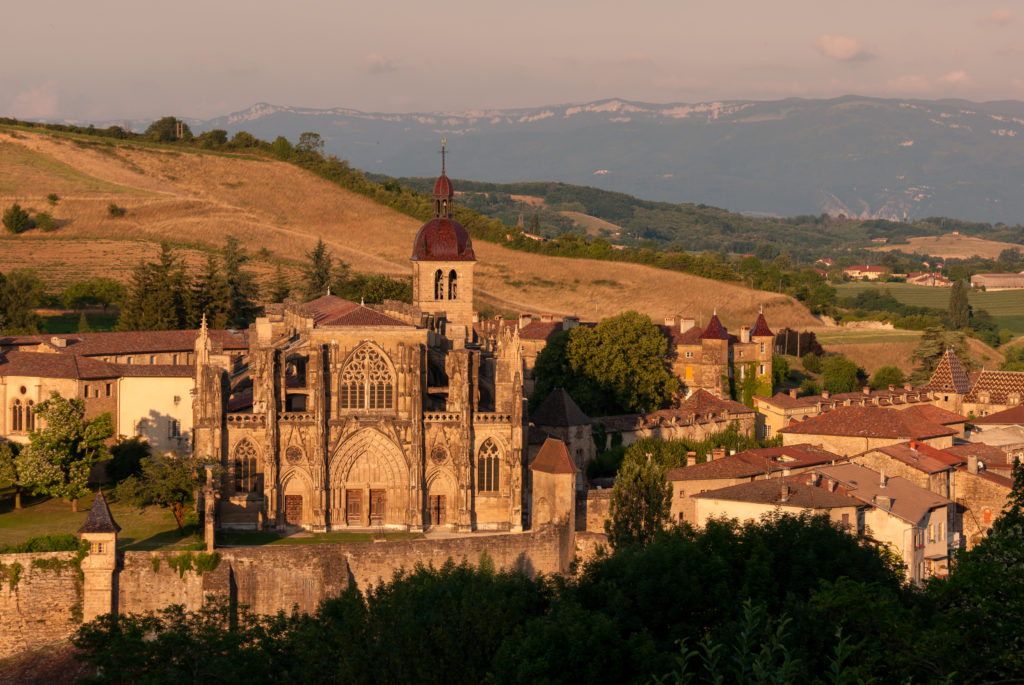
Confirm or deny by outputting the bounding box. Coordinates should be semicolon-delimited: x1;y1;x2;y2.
799;379;821;396
801;352;822;374
46;193;59;205
3;203;32;233
0;533;82;553
35;211;56;232
107;203;126;218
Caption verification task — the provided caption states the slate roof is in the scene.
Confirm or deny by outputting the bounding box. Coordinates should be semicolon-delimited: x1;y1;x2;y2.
1;329;248;356
530;438;578;474
816;463;953;524
666;443;841;481
922;348;971;395
531;388;591;427
963;370;1024;404
779;406;956;440
78;490;121;534
691;478;855;510
973;405;1024;425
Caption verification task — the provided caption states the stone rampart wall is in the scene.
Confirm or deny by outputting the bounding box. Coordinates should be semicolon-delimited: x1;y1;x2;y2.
0;552;80;659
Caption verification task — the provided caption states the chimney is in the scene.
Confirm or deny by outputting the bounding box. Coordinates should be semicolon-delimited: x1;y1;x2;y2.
50;337;67;348
680;318;695;333
519;313;532;329
740;325;751;343
904;384;913;392
540;313;554;323
862;386;871;395
780;483;791;503
888;384;895;392
909;440;920;450
822;390;830;400
828;478;836;492
789;389;798;399
811;472;821;487
471;311;480;324
880;469;887;489
712;448;726;461
664;314;678;328
875;494;892;510
968;455;979;475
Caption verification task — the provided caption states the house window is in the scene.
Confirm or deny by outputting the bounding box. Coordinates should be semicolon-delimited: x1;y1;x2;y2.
149;355;156;365
25;401;34;432
938;522;944;541
928;524;935;543
84;385;90;398
91;541;105;554
685;351;694;359
448;269;458;300
340;344;394;410
841;513;850;530
760;342;766;353
759;364;765;375
168;419;181;438
477;439;501;492
105;383;112;397
172;354;179;365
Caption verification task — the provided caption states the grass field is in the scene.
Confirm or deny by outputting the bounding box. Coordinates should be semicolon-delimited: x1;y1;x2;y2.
0;127;824;331
834;281;1024;334
871;233;1022;260
42;312;119;333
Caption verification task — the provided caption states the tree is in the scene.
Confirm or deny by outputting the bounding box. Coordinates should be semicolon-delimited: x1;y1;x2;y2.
910;327;970;383
3;203;32;234
195;129;228;149
189;254;231;329
106;436;150;484
14;393;113;511
531;311;678;416
145;116;192;142
271;136;293;160
821;355;861;394
296;131;324;157
114;452;215;532
62;277;126;311
35;211;56;232
948;279;970;329
303;239;335;300
220;236;260;327
605;450;672;549
0;441;28;509
118;243;189;330
229;131;258;149
269;264;291;303
870;365;906;390
0;268;46;333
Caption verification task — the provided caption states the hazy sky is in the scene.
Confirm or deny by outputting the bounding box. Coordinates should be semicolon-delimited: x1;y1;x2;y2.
3;0;1023;122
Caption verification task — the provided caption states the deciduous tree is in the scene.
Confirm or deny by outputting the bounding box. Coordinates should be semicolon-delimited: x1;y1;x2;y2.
15;393;113;511
605;450;672;549
114;452;215;532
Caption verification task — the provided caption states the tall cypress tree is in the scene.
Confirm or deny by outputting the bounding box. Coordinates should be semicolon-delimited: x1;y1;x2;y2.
303;239;334;300
948;279;970;329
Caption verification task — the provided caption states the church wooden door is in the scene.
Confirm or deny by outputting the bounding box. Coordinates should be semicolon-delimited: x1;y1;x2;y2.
284;495;302;526
346;490;362;525
370;489;386;525
429;495;446;525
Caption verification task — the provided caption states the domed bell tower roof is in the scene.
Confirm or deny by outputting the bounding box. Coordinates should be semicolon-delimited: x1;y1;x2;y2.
411;138;475;262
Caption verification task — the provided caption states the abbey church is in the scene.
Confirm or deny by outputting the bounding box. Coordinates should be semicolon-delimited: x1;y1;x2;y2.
192;163;526;533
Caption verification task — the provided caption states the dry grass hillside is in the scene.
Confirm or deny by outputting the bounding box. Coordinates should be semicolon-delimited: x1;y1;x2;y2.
871;233;1021;260
0;129;822;330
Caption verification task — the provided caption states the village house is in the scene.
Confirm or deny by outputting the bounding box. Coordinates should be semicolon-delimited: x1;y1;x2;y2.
843;265;887;280
811;463;953;584
595;389;756;449
754;386;943;440
666;443;843;523
777;405;958;456
690;478;859;530
906;272;953;287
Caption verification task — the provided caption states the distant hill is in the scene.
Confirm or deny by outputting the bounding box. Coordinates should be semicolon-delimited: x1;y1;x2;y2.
180;96;1024;225
0;127;823;331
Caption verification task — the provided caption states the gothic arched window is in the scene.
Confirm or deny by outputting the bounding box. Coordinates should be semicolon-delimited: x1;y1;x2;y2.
340;345;394;410
25;401;34;432
434;269;445;300
477;439;501;492
232;440;260;493
448;269;458;300
11;400;23;432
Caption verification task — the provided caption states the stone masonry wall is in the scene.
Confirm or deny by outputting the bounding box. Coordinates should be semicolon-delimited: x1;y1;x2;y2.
0;552;80;659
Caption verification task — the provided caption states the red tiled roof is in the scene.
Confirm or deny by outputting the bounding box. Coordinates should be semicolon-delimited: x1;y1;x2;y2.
531;388;591;427
964;370;1024;404
944;442;1010;465
530;437;578;474
691;478;856;509
1;329;247;356
779;406;956;439
111;363;195;378
659;324;704;346
871;442;958;474
816;463;953;524
923;348;971;395
519;320;564;341
301;296;413;328
0;351;118;380
411;218;475;261
900;404;966;427
700;314;729;340
751;312;773;337
679;389;752;416
666;444;841;481
973;405;1024;425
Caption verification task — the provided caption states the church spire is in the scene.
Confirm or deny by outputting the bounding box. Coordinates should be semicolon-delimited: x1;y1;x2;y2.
433;138;454;219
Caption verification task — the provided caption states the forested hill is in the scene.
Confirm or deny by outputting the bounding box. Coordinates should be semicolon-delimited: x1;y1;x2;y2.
380;176;1024;263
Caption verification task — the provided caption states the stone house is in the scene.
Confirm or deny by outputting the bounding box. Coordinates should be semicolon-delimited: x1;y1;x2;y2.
813;463;953;584
595;389;756;449
665;443;842;523
690;478;860;530
778;405;958;456
922;347;1024;418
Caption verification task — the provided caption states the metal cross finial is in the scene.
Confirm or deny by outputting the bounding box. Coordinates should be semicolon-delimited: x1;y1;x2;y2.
440;137;447;175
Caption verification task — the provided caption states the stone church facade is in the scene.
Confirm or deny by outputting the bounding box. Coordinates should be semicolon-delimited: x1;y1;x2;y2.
193;165;525;533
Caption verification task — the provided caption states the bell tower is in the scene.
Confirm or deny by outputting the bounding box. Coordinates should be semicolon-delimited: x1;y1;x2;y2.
411;139;476;331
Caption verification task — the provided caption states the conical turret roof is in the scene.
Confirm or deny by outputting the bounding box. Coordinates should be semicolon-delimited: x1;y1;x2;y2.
78;490;121;534
922;347;970;395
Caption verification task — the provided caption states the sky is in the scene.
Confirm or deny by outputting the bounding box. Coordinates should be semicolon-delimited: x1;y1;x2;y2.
2;0;1023;122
